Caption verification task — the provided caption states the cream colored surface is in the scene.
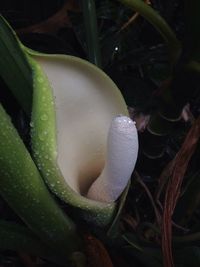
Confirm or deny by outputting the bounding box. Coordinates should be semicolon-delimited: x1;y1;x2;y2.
35;56;128;194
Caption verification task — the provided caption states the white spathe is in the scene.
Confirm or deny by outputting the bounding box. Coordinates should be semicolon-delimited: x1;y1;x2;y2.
35;55;138;202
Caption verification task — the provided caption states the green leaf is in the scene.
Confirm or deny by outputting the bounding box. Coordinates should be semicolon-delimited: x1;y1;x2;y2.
0;104;81;256
0;15;32;115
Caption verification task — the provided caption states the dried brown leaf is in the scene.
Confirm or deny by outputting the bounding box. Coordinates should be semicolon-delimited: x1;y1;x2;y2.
128;107;150;132
18;253;37;267
122;214;138;230
84;234;113;267
17;0;80;34
162;116;200;267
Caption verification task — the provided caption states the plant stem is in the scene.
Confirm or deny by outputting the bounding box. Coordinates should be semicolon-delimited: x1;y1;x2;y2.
118;0;181;66
81;0;102;68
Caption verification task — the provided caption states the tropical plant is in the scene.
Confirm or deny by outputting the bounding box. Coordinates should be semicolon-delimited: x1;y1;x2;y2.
0;1;200;267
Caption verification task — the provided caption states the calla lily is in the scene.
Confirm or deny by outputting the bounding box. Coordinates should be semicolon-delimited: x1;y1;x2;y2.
27;50;138;226
0;15;139;229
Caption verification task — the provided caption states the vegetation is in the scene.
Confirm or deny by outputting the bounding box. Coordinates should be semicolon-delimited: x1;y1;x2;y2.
0;0;200;266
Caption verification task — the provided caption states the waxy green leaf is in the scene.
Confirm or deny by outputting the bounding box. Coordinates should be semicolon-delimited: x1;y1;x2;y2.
0;104;81;256
0;15;32;115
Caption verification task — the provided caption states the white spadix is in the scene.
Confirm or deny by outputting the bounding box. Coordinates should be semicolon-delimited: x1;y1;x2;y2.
87;116;138;202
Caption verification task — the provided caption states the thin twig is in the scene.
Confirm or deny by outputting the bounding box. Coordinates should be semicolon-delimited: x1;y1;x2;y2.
134;171;162;226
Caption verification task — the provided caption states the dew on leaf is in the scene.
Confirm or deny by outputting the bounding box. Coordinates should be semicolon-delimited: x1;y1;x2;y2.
39;133;45;141
40;114;48;121
42;96;46;102
37;77;44;83
42;87;47;92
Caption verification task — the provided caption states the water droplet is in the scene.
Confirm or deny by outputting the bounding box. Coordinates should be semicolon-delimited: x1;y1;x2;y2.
40;114;48;121
42;87;47;92
39;134;45;141
42;96;46;102
36;65;41;70
30;121;34;127
37;77;44;83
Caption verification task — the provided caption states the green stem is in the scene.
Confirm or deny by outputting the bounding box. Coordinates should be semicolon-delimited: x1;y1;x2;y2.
118;0;181;66
0;220;68;265
81;0;102;68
